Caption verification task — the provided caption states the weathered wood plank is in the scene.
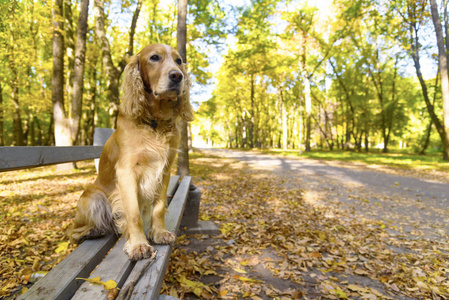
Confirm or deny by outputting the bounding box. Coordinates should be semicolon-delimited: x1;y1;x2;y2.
167;176;180;200
19;234;118;300
119;176;191;300
94;128;115;173
0;146;103;172
71;237;134;300
71;176;182;299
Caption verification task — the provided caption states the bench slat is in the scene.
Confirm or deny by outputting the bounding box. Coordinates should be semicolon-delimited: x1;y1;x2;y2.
71;237;135;300
70;176;182;299
19;234;118;300
0;146;103;172
119;176;191;300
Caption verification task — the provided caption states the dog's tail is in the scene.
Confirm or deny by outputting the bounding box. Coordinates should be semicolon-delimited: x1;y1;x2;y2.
70;186;116;244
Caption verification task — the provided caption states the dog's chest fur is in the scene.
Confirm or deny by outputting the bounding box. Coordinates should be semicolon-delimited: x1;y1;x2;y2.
131;130;172;202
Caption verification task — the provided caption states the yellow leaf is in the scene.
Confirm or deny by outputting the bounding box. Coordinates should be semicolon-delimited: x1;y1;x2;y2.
236;276;261;283
332;288;348;299
77;276;102;284
354;269;369;276
55;242;69;254
76;276;117;290
103;280;117;290
233;267;247;274
21;287;28;294
193;287;202;297
219;290;228;296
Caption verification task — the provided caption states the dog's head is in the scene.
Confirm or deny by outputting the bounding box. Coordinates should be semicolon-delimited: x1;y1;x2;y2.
121;44;194;122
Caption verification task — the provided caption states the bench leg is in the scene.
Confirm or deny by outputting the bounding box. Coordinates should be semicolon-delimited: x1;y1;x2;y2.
181;184;220;235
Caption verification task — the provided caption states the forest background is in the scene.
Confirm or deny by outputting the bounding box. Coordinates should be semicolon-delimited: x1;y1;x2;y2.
1;0;449;162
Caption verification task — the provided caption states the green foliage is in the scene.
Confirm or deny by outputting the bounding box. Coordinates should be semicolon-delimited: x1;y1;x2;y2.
0;0;226;146
195;0;445;159
0;0;446;159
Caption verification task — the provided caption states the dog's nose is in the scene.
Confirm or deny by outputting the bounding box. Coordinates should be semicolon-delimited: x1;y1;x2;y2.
169;70;183;84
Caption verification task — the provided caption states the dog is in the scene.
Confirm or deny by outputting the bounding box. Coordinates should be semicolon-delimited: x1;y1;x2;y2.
71;44;194;260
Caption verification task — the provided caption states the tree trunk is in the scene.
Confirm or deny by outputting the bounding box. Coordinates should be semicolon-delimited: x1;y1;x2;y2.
29;113;35;146
419;120;433;155
11;74;24;146
300;39;312;152
281;89;287;150
430;0;449;160
177;0;190;176
0;82;3;146
93;0;142;128
64;0;75;114
93;0;120;128
35;117;43;146
52;0;73;170
8;1;24;146
71;0;89;144
420;69;440;155
249;74;255;148
83;52;98;145
410;26;446;155
297;94;303;152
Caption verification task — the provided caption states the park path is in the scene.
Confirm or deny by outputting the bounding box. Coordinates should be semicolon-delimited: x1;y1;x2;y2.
201;148;449;243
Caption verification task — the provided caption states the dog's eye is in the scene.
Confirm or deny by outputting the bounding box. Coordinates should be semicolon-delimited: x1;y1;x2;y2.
175;58;182;65
150;55;160;62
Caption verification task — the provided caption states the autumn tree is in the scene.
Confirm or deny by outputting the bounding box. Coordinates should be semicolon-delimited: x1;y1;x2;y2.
177;0;190;177
391;0;448;159
8;0;25;146
93;0;142;128
52;0;72;157
429;0;449;160
71;0;89;144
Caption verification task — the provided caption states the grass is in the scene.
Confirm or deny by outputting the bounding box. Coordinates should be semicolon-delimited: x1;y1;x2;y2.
244;148;449;173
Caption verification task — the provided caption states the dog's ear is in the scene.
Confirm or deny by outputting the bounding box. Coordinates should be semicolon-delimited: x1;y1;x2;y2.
121;54;145;118
177;65;194;122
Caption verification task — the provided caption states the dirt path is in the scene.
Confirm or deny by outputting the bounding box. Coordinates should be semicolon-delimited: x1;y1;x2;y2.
202;148;449;243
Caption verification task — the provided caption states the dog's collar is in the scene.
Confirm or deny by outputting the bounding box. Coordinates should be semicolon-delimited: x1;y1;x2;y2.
142;119;158;130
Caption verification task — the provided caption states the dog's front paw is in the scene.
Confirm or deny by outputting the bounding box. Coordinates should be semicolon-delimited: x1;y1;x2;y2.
124;241;154;261
151;229;176;244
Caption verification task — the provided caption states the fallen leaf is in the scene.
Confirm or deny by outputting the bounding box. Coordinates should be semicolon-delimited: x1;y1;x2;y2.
232;267;247;274
235;276;262;283
332;288;348;299
76;276;117;290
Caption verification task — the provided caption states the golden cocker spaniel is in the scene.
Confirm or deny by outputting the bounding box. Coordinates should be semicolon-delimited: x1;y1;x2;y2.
71;44;194;260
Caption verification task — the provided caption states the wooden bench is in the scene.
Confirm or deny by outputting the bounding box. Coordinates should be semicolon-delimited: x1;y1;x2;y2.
20;175;190;300
0;128;218;300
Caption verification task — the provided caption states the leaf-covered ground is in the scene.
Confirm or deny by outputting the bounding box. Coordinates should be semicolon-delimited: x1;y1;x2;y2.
0;163;94;298
1;151;448;299
163;151;449;299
